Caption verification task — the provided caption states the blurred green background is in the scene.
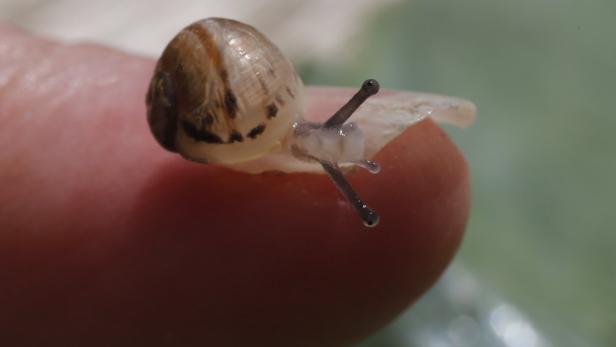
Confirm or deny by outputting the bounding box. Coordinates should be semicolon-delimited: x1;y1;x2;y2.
300;1;615;346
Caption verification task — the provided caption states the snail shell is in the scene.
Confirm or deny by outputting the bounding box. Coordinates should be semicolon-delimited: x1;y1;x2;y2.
146;17;304;164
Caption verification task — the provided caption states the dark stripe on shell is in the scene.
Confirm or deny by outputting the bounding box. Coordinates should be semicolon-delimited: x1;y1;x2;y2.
187;23;240;123
228;131;243;143
220;69;229;81
186;24;224;72
247;124;266;139
286;86;295;98
224;90;239;118
182;120;224;144
266;103;278;119
203;112;214;126
147;70;178;152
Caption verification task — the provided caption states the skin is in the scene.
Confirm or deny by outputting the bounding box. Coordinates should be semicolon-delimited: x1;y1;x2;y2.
0;24;470;347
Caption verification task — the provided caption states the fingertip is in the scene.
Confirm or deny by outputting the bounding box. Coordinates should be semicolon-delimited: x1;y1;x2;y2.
126;117;469;346
0;27;470;345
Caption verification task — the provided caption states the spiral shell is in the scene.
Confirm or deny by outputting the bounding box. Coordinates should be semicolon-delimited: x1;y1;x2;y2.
146;17;304;164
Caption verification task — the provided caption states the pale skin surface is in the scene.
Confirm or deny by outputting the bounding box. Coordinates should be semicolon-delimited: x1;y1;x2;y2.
0;24;470;346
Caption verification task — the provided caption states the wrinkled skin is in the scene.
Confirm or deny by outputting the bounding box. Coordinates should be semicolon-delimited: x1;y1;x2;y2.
0;24;470;347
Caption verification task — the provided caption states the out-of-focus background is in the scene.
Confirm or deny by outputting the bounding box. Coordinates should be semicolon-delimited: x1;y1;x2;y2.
2;1;614;346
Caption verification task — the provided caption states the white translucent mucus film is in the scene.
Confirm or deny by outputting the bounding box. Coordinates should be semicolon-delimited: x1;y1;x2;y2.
228;87;476;174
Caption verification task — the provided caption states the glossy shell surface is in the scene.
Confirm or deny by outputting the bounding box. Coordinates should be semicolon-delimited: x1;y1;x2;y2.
146;18;304;164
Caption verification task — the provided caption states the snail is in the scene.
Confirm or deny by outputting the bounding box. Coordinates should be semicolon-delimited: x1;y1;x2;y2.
146;17;477;227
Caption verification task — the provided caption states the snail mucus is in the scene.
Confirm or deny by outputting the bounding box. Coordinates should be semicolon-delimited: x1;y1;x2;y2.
146;17;477;228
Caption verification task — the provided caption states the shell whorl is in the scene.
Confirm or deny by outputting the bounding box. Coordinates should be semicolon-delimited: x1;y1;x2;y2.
146;17;304;164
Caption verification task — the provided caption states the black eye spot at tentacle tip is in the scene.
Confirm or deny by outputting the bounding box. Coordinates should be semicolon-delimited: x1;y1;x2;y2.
266;103;278;119
362;207;380;228
361;79;380;96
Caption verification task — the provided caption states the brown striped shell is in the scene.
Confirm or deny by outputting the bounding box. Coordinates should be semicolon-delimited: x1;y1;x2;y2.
146;17;304;164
